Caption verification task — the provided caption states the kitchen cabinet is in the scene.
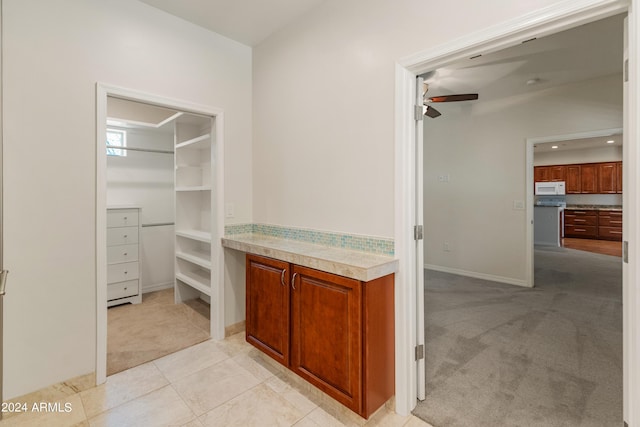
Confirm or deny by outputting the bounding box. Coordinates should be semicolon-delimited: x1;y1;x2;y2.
536;162;622;194
598;211;623;241
564;209;623;241
617;162;623;193
564;209;597;238
245;254;394;419
565;165;581;193
534;166;549;182
533;165;565;182
598;162;618;193
580;164;599;193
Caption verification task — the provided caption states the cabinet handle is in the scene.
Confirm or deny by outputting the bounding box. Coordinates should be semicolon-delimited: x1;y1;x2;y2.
611;221;622;224
291;272;298;290
611;231;622;234
280;269;286;286
575;229;586;232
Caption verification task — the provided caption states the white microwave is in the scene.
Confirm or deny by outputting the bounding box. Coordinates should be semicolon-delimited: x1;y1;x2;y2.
535;181;566;195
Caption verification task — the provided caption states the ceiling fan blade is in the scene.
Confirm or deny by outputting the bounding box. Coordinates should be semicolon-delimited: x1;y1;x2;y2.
428;93;479;103
424;105;441;118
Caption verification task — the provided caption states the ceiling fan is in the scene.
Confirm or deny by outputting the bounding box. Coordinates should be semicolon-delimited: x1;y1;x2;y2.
423;83;478;118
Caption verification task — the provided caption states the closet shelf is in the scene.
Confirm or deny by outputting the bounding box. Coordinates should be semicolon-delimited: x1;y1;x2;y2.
176;271;211;296
175;133;210;150
176;249;212;269
176;229;212;243
175;186;211;192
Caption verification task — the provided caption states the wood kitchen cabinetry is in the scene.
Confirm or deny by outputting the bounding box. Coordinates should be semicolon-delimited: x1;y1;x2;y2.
245;254;394;419
535;161;622;194
564;209;622;241
598;210;623;241
564;210;598;238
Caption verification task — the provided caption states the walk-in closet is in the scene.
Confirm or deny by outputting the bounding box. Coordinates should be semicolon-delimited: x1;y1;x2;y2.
105;97;213;375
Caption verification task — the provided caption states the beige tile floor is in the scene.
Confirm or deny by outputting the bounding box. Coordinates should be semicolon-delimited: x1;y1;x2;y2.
1;333;433;427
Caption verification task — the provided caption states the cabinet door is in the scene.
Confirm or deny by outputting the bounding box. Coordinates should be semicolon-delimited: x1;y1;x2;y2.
549;165;566;181
616;162;623;193
598;162;617;193
580;164;598;193
290;265;362;414
565;165;581;193
534;166;549;182
246;255;290;366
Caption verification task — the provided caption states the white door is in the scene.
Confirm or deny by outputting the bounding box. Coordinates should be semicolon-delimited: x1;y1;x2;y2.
415;77;426;401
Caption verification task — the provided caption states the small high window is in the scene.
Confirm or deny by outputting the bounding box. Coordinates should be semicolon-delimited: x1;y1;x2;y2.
106;129;127;157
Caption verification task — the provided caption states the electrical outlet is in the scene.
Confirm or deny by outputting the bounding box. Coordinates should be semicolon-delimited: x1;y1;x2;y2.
513;200;525;210
437;174;450;183
443;242;451;252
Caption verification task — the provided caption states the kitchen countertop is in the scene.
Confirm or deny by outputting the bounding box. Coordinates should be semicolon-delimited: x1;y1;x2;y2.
565;205;622;211
221;234;398;282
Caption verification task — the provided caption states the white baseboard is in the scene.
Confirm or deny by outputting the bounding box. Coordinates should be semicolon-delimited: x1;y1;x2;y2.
424;264;532;288
142;281;174;294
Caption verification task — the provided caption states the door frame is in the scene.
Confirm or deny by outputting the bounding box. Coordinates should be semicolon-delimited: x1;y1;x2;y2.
95;83;225;385
393;0;637;420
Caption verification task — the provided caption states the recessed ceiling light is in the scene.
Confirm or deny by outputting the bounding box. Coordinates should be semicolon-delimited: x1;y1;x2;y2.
551;145;559;149
607;140;615;144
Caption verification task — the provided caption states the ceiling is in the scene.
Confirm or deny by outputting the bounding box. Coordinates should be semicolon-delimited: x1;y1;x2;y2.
422;13;625;101
534;133;622;153
138;0;325;46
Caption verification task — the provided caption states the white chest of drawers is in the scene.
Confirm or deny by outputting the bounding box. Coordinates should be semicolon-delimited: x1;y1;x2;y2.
107;207;142;306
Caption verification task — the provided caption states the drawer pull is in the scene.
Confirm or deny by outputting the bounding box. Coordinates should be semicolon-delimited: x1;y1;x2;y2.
575;229;586;232
575;219;586;222
611;221;622;224
610;231;622;234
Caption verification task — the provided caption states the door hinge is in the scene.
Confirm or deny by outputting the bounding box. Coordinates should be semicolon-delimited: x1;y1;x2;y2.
415;344;424;361
414;225;424;240
623;241;629;263
414;105;424;121
624;59;629;83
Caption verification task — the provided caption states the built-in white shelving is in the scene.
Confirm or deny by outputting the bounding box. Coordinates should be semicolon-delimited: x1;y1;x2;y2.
174;114;214;303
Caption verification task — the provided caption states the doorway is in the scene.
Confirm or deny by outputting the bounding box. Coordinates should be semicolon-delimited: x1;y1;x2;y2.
96;84;225;385
393;0;637;422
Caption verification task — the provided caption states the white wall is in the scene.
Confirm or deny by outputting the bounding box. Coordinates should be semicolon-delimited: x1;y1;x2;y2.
252;0;568;238
423;74;622;283
2;0;251;398
106;126;175;293
535;145;622;165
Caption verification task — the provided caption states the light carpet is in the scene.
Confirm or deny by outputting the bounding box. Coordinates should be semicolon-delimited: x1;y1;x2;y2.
107;288;210;376
413;246;622;427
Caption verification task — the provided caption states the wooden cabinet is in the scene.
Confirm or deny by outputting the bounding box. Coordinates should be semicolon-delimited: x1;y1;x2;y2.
564;210;598;238
533;165;565;182
598;162;618;193
246;255;290;366
564;209;622;241
534;166;549;182
598;211;623;241
246;254;394;419
616;162;623;193
580;164;599;193
536;162;622;194
565;165;581;193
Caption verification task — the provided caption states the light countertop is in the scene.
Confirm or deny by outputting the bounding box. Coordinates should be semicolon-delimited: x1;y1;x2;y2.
221;234;398;282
